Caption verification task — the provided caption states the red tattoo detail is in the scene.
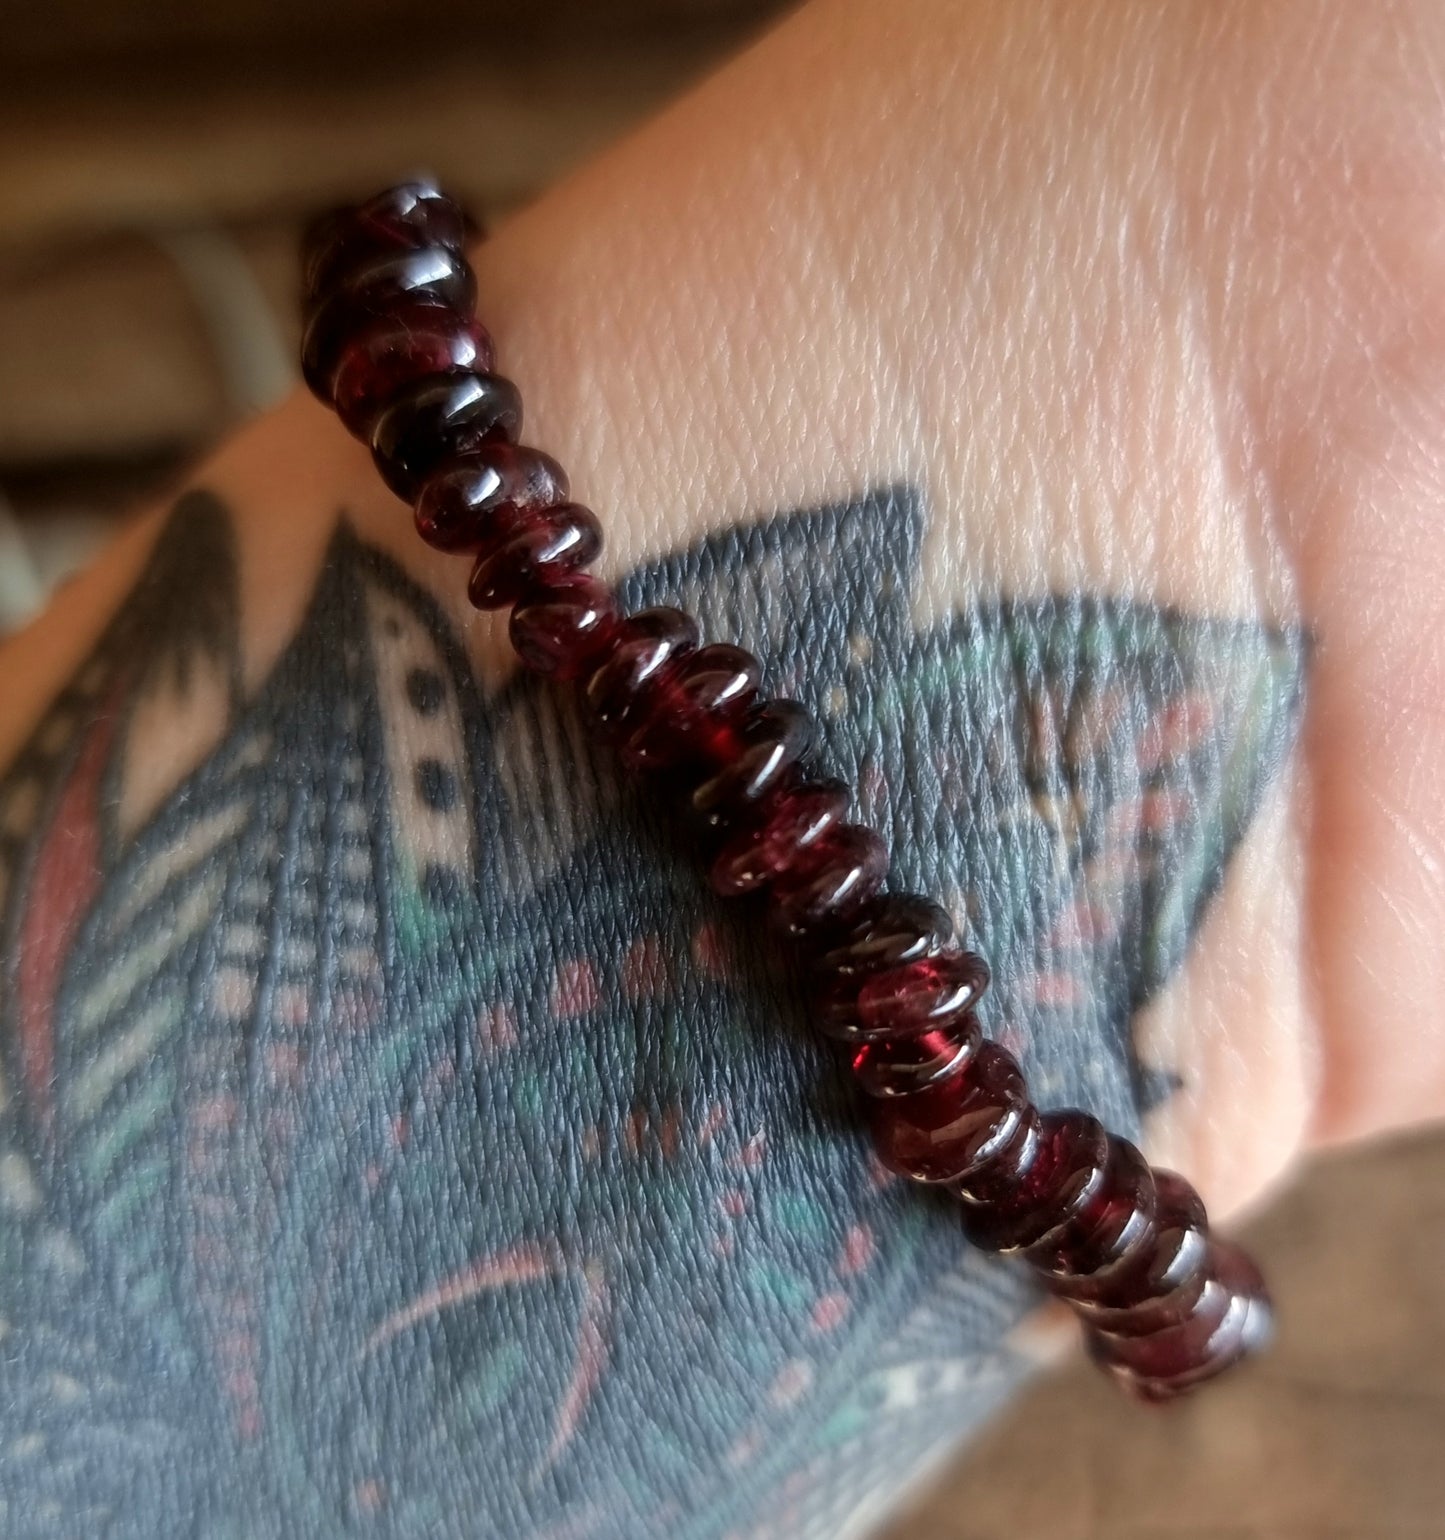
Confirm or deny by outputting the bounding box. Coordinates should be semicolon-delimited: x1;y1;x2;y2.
16;702;118;1120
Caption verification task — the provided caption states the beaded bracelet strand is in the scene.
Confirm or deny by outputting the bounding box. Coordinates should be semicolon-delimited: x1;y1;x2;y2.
298;181;1272;1402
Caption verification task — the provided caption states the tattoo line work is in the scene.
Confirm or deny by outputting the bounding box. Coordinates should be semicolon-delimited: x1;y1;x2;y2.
0;486;1304;1539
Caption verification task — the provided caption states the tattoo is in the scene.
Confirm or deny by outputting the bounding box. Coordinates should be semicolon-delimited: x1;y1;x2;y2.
0;487;1304;1539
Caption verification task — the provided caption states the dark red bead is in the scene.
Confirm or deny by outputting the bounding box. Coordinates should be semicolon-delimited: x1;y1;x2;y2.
1033;1134;1157;1284
621;644;764;773
330;305;495;437
302;247;476;398
414;445;569;553
958;1110;1109;1253
812;893;955;990
872;1039;1028;1184
1085;1240;1271;1399
852;1019;981;1098
816;946;982;1043
690;701;815;824
510;573;620;679
584;609;700;740
466;504;602;610
302;181;469;300
1068;1169;1211;1328
371;374;522;500
768;822;889;938
855;951;989;1041
949;1101;1044;1205
708;777;849;896
1171;1244;1272;1398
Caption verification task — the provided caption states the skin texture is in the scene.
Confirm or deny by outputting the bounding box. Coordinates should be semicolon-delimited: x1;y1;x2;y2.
0;0;1442;1532
0;488;1301;1534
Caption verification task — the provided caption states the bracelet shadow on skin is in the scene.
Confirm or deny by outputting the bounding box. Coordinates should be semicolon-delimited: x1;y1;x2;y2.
0;484;1303;1539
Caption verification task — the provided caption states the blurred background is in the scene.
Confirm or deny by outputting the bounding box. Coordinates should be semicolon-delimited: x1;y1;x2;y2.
0;2;1441;1536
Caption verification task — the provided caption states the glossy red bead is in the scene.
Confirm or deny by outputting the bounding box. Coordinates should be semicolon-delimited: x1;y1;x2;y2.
872;1039;1028;1184
708;778;849;896
817;946;981;1044
1087;1272;1234;1382
1067;1169;1211;1326
330;305;495;437
949;1101;1043;1205
1174;1244;1272;1397
371;373;522;500
302;181;470;301
854;950;989;1042
466;504;602;611
768;822;889;938
1033;1133;1157;1283
584;609;700;740
302;247;476;397
414;445;570;553
690;701;815;824
959;1110;1109;1253
852;1019;981;1098
812;893;955;987
621;643;763;773
1085;1240;1271;1399
510;573;620;679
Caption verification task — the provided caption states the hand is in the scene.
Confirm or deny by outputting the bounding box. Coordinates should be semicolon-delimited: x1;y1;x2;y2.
2;2;1442;1534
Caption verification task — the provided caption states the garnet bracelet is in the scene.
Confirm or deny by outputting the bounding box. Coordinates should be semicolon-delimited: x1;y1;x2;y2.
298;181;1271;1401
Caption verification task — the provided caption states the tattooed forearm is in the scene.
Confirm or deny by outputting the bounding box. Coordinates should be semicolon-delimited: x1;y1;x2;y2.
0;487;1303;1539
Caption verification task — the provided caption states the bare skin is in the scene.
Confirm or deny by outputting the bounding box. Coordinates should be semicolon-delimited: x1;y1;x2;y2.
1;1;1443;1533
12;0;1445;1191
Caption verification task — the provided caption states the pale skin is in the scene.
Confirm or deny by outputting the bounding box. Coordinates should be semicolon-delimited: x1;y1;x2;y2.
5;0;1444;1294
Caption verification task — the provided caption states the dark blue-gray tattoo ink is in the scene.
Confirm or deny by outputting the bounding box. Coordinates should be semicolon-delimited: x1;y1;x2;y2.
0;486;1304;1539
